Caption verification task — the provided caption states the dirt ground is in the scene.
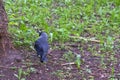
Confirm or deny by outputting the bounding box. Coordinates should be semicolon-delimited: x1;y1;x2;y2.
0;42;120;80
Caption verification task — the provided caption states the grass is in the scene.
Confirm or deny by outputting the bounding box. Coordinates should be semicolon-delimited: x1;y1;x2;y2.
5;0;120;45
52;70;65;79
4;0;120;79
14;67;36;80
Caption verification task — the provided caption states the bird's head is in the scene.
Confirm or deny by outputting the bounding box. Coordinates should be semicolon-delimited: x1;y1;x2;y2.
38;31;42;36
40;32;48;39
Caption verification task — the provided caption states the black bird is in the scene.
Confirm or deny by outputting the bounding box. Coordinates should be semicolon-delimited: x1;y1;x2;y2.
34;31;49;62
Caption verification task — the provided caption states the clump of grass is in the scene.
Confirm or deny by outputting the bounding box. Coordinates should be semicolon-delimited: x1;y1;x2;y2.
52;70;65;79
63;51;75;62
9;26;38;49
63;51;82;69
14;67;37;80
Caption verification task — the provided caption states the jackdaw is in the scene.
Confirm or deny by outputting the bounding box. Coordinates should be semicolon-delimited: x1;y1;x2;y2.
34;31;49;63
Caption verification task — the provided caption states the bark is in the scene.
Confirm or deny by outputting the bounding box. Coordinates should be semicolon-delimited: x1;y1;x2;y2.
0;0;12;57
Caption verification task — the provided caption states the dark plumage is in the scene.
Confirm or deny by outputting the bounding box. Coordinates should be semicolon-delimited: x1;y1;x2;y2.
34;31;49;62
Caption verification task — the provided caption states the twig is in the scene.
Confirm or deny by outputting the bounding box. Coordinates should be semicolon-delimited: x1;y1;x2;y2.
70;36;100;43
61;62;75;66
0;66;27;69
0;66;9;69
0;75;5;77
0;63;39;69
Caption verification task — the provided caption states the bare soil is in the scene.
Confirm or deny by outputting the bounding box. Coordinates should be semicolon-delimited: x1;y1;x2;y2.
0;42;120;80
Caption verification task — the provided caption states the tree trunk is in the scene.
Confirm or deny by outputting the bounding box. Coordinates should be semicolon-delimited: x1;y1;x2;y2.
0;0;12;57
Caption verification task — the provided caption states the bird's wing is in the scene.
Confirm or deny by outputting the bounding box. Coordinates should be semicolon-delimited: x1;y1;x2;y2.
34;42;43;53
42;43;49;53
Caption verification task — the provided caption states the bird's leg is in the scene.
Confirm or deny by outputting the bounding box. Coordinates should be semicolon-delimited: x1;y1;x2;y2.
37;52;41;57
41;53;47;62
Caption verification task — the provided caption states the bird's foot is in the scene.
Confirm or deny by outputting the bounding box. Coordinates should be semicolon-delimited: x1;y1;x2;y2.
37;55;41;58
40;58;48;63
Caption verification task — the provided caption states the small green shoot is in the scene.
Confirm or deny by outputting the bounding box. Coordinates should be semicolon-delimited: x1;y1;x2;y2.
50;32;53;42
14;68;23;80
75;54;81;69
104;36;114;50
